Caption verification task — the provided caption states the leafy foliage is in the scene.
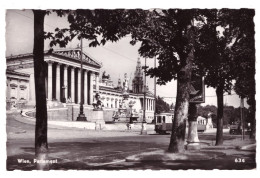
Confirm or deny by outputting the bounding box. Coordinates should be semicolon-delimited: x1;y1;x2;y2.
195;9;255;95
47;9;202;85
156;96;170;113
197;105;250;127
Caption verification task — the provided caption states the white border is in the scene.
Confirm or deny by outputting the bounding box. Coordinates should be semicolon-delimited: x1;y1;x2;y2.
0;0;259;177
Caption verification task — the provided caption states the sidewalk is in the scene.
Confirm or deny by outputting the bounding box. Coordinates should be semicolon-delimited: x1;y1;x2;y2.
126;136;256;163
7;136;256;170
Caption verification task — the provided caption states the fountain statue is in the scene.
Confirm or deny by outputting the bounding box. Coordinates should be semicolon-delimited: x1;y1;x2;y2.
112;73;139;123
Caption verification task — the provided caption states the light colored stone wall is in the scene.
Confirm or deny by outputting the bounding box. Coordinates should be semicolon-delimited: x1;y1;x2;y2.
26;108;68;121
67;104;116;122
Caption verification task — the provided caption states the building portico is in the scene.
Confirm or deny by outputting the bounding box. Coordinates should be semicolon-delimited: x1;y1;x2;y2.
6;49;102;106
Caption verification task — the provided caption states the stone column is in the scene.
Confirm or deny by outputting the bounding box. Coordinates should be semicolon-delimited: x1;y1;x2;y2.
64;65;68;101
95;72;99;92
47;61;53;100
147;99;149;111
146;99;148;111
107;97;110;108
148;99;151;111
84;70;88;105
56;63;61;101
186;103;200;150
148;99;150;111
89;72;94;104
77;68;81;104
71;67;75;103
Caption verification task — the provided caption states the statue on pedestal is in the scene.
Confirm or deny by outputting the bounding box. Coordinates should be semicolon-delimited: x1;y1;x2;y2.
93;93;103;110
206;112;214;129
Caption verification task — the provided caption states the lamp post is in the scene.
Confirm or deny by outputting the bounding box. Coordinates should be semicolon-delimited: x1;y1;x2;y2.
77;38;87;121
240;97;245;140
141;58;147;135
154;56;156;124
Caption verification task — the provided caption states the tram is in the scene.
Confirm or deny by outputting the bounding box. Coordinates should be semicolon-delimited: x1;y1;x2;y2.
155;113;206;134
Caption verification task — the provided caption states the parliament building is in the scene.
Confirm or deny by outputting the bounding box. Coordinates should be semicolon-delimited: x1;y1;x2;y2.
6;48;155;123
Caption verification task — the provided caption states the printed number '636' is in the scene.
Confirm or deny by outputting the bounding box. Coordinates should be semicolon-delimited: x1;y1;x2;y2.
235;158;245;163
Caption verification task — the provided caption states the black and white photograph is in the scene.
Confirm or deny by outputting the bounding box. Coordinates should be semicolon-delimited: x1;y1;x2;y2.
1;0;258;173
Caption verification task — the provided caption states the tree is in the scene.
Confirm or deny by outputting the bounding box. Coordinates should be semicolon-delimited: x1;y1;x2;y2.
195;9;255;145
129;9;198;153
32;9;77;170
232;9;255;138
195;10;233;145
33;10;49;170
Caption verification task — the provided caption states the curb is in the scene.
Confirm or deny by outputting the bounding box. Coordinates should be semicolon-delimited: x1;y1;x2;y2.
201;145;236;150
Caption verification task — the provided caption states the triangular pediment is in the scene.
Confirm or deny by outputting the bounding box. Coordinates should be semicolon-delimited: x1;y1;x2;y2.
6;48;102;69
50;49;102;68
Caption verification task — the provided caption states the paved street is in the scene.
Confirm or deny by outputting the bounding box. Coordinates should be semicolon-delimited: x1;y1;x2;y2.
6;113;256;170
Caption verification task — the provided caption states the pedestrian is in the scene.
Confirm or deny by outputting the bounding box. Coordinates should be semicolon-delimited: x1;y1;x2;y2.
126;123;130;130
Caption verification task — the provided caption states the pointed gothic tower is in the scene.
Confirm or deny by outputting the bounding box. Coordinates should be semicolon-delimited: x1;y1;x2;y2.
132;57;144;93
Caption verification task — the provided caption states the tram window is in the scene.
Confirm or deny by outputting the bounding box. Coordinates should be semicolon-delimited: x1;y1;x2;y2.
157;116;161;123
163;116;166;123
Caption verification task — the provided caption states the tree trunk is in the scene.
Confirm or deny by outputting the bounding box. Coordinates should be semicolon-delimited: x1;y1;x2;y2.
168;25;194;153
250;96;256;139
250;116;256;139
33;10;49;170
215;83;224;145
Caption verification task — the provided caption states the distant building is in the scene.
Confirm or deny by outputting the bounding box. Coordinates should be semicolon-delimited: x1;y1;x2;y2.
132;57;144;93
96;58;155;122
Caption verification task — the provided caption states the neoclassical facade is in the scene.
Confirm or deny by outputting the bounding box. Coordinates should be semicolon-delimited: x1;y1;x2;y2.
6;48;101;106
6;48;155;122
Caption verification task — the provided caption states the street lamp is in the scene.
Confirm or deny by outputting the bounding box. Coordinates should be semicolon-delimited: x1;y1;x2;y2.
141;57;147;135
154;56;157;124
77;37;87;121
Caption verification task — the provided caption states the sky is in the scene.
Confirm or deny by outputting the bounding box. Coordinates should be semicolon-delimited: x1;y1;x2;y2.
5;9;249;108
